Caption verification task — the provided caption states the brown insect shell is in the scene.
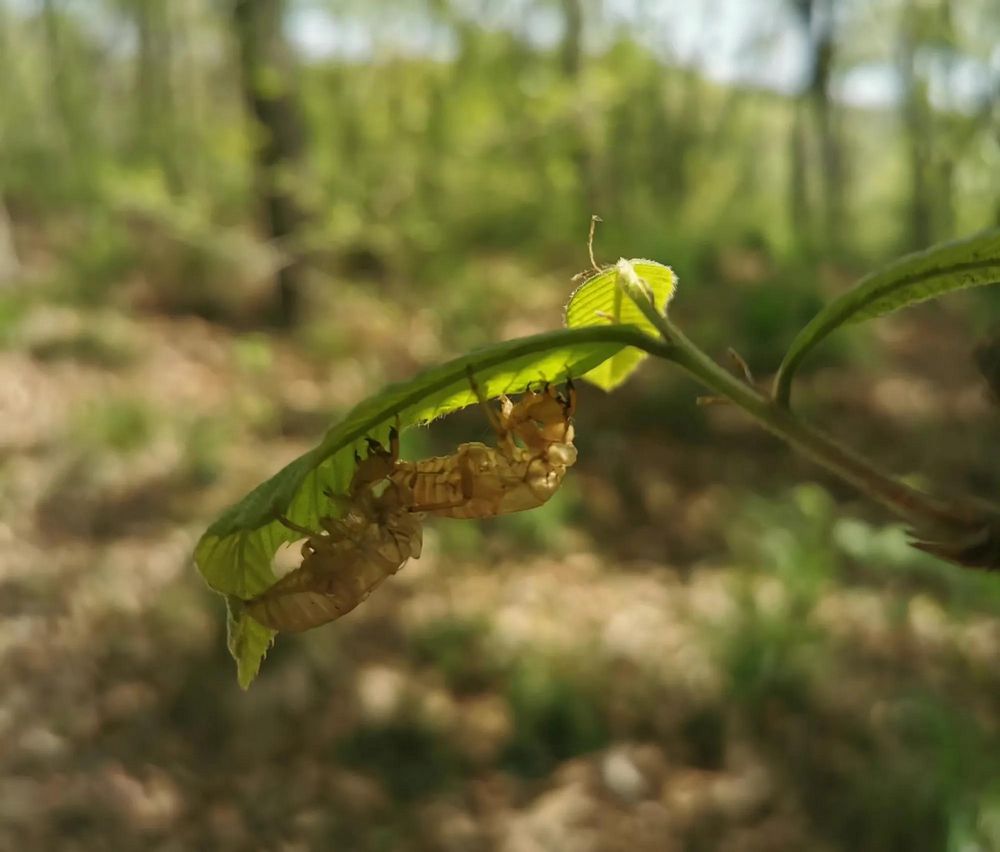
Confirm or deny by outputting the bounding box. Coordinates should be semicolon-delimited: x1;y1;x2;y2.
458;443;527;514
363;480;424;562
315;511;365;543
245;538;367;631
498;385;578;511
503;386;576;454
395;442;512;518
247;485;422;632
493;443;576;514
248;436;424;633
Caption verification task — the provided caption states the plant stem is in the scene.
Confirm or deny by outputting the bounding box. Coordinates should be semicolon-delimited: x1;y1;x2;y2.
626;289;975;533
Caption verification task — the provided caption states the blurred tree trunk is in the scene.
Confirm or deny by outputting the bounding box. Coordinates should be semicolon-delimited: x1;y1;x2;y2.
659;66;701;208
932;0;956;239
0;199;20;285
558;0;599;216
790;0;844;253
40;0;94;191
810;0;843;252
133;0;183;195
233;0;308;327
898;0;933;249
559;0;583;78
0;4;20;279
788;100;812;251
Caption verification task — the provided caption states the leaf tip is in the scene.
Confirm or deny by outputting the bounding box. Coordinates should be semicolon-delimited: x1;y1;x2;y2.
615;258;652;304
227;597;275;689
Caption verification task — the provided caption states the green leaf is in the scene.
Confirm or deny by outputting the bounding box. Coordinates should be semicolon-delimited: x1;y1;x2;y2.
195;325;661;686
564;259;676;390
226;597;273;690
775;229;1000;406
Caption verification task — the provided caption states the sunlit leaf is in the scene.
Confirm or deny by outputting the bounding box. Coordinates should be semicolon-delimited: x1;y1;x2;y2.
226;597;273;690
564;259;676;390
195;325;661;686
775;229;1000;405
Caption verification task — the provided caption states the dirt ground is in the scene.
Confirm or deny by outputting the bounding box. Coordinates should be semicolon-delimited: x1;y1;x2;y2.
1;296;998;851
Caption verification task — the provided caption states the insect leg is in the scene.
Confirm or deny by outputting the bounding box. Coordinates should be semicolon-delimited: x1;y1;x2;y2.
275;514;317;538
563;377;577;417
407;497;471;513
388;423;400;456
466;366;512;445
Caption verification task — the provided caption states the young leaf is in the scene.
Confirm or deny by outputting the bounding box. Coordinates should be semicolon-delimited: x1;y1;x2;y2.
227;597;273;689
564;259;676;390
195;325;660;686
775;229;1000;406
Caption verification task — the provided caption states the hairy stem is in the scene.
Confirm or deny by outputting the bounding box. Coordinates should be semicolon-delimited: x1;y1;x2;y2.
621;277;975;532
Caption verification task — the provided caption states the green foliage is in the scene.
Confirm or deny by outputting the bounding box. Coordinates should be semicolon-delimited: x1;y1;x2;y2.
730;280;828;370
225;599;274;689
231;333;274;375
719;487;837;720
720;606;821;719
776;229;1000;404
501;656;610;777
564;259;676;389
22;309;140;368
408;615;500;694
794;693;1000;852
7;4;1000;849
721;487;1000;850
196;325;660;685
0;292;30;349
430;514;486;560
335;720;460;801
492;477;582;552
54;216;138;306
178;417;230;488
74;397;158;455
833;519;1000;615
732;485;841;597
28;326;137;369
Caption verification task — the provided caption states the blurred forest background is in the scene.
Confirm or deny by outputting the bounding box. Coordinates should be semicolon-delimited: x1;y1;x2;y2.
1;0;999;849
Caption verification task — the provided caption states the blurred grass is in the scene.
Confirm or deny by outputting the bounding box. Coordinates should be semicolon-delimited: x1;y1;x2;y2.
715;486;1000;852
4;270;996;849
1;3;998;849
336;720;462;801
501;655;611;778
408;615;501;695
74;397;159;455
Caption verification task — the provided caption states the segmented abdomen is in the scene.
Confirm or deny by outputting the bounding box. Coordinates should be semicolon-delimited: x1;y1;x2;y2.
392;444;501;519
392;441;577;519
246;515;422;632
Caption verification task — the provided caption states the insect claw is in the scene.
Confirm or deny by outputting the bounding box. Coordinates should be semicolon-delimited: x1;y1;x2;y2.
588;214;603;272
275;513;317;537
696;395;730;407
387;425;400;460
386;367;579;520
727;347;755;386
562;378;577;416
